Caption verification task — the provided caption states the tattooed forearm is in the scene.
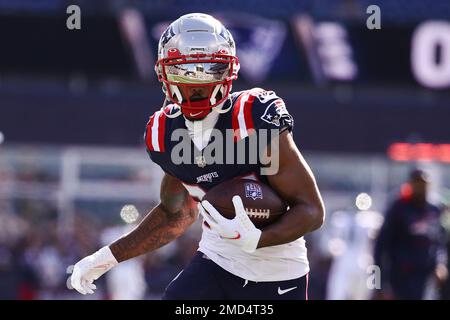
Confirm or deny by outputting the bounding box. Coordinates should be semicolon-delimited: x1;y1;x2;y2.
160;171;189;214
110;203;197;262
110;174;198;262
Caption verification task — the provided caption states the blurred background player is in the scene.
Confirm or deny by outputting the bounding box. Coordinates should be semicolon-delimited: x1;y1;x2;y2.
325;206;383;300
373;169;448;299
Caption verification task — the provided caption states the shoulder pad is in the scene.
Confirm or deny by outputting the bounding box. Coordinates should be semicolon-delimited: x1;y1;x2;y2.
231;88;293;141
144;107;170;152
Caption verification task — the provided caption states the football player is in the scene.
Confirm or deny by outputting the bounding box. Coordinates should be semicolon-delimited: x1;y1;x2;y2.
70;13;325;300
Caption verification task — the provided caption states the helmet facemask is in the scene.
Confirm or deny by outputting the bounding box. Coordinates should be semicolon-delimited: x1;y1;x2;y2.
156;50;239;120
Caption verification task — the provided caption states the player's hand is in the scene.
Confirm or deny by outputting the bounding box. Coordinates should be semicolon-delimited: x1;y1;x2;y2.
199;196;262;253
70;246;118;295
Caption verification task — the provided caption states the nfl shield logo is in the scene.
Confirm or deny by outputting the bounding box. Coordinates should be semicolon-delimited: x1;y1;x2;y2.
245;182;263;200
195;155;207;168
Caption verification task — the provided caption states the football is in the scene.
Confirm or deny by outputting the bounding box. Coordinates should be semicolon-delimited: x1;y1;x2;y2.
203;178;287;228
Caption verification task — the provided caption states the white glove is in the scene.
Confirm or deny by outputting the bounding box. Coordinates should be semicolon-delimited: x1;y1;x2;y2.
70;246;118;295
199;196;262;253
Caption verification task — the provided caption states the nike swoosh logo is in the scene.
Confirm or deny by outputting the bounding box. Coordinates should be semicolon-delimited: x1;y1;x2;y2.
189;111;203;117
278;286;297;295
221;232;241;240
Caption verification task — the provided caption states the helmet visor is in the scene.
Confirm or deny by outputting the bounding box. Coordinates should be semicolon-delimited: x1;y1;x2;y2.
165;62;230;84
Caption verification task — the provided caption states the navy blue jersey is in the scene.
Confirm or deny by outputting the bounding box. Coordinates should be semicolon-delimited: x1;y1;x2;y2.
144;88;310;283
144;88;293;200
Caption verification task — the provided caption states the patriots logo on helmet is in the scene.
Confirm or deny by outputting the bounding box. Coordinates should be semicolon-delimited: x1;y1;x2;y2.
260;99;288;127
160;26;175;47
219;26;235;49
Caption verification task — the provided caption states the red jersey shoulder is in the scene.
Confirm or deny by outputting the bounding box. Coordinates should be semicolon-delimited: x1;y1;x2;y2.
231;88;291;141
145;104;178;153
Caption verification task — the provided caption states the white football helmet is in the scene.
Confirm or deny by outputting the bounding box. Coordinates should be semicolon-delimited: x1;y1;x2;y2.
155;13;240;120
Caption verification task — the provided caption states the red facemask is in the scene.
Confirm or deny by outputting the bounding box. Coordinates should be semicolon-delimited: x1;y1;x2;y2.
156;49;239;120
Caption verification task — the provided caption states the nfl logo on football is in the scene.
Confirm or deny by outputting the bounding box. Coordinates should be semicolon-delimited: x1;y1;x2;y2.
245;182;263;200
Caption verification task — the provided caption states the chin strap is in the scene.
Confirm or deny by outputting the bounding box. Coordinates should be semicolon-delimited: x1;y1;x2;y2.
213;97;233;114
213;85;233;114
170;85;184;104
209;84;222;105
